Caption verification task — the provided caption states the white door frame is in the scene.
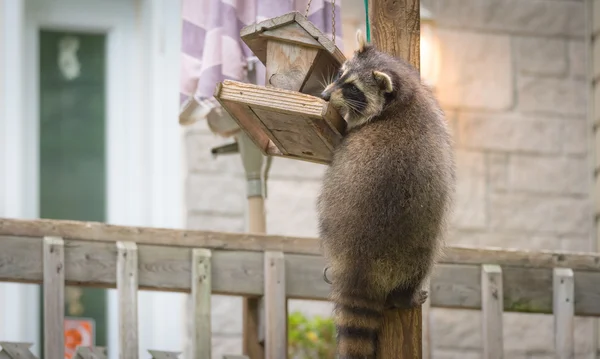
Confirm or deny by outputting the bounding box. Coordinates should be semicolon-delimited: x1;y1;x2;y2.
0;0;185;357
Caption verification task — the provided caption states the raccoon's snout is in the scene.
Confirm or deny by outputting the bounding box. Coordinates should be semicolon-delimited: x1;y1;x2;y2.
320;91;331;101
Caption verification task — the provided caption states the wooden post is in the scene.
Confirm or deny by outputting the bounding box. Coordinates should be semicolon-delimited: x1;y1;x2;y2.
117;241;139;359
368;1;422;358
481;265;504;359
191;248;212;359
553;268;575;359
263;251;287;359
240;131;268;359
43;236;65;359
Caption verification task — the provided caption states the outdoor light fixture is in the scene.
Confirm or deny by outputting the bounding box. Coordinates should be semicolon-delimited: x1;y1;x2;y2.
420;5;440;90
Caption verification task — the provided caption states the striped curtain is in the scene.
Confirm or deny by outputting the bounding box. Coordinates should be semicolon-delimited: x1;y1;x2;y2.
179;0;343;108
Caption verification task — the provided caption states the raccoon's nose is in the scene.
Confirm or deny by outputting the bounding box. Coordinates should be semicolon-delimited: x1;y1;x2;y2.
321;91;331;101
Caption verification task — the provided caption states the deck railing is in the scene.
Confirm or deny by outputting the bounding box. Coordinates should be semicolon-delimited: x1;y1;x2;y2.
0;217;599;359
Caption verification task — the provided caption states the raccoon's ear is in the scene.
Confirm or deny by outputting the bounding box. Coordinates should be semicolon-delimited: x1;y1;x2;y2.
356;29;367;53
373;71;394;93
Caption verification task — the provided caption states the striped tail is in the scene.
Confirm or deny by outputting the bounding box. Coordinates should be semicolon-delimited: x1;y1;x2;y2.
332;290;385;359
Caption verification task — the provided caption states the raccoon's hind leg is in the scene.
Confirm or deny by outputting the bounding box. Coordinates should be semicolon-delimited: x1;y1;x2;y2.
384;285;428;310
330;270;387;359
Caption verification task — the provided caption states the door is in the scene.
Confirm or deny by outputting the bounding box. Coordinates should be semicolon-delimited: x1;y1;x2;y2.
0;1;185;358
38;29;108;358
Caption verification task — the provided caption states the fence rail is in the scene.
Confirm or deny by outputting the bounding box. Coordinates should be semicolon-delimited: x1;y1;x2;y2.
1;217;600;358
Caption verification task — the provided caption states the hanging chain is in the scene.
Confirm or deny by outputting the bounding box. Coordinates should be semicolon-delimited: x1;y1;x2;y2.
304;0;313;17
331;0;336;43
303;0;335;44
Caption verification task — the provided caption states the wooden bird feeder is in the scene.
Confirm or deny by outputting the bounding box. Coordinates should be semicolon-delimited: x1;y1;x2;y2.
213;11;348;164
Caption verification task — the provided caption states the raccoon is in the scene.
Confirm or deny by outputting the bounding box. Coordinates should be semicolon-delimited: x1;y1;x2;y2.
316;30;455;358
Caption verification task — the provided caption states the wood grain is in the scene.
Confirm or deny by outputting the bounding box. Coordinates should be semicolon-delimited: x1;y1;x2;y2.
0;342;38;359
265;40;319;91
191;248;212;359
553;268;575;359
117;241;139;359
3;218;600;272
215;80;345;164
1;236;600;316
240;11;345;69
242;195;266;359
369;0;420;67
243;298;264;359
376;307;422;358
369;0;423;357
481;265;504;359
74;346;108;359
263;251;287;359
43;236;65;359
147;350;181;359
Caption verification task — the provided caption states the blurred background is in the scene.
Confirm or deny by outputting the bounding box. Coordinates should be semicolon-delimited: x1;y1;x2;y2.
0;0;597;358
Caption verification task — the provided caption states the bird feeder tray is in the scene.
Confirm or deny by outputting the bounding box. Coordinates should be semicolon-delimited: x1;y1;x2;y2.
213;80;346;164
213;11;348;164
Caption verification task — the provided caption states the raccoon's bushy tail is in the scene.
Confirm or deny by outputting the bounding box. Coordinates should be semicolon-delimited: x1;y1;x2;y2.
331;287;385;359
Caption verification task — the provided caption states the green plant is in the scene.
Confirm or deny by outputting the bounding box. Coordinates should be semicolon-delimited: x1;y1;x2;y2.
288;310;336;359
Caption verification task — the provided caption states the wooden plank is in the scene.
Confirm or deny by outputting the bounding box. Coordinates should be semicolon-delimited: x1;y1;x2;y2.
191;248;212;359
443;245;600;271
43;236;65;359
240;11;345;67
481;265;504;359
214;80;345;164
147;350;181;359
217;80;331;118
213;82;277;157
0;342;37;359
117;241;139;359
264;251;287;359
2;236;600;316
215;80;345;163
553;268;575;359
3;218;600;271
265;40;319;91
261;22;322;49
74;346;108;359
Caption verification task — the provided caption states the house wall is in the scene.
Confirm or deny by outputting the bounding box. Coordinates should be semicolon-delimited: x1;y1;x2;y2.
184;0;597;358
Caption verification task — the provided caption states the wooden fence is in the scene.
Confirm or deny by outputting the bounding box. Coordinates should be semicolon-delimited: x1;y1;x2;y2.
0;217;599;358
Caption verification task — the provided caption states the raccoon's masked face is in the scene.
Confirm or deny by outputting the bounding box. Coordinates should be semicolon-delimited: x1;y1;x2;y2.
320;30;396;129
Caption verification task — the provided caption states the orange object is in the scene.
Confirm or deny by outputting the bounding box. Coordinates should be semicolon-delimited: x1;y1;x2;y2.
64;318;95;359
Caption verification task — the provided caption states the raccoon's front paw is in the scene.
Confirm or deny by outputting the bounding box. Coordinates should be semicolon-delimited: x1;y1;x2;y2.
411;289;428;306
385;289;428;309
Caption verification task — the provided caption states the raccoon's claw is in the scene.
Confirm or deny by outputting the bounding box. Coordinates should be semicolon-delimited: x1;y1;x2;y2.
322;266;332;284
385;289;428;309
412;290;428;306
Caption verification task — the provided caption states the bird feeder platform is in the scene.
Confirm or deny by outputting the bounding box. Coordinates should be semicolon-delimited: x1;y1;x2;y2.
213;11;347;164
213;80;345;164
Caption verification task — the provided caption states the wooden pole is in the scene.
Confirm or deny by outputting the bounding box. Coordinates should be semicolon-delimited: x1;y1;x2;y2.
239;131;267;359
368;1;423;358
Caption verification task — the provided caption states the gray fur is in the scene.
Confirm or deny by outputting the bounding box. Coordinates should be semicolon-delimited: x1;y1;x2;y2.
317;33;456;358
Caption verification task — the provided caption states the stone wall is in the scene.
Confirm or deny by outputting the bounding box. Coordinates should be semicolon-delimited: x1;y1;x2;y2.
183;0;597;357
422;0;596;357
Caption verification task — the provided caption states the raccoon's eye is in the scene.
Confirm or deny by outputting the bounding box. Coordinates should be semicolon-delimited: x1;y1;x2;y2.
334;69;343;80
346;83;359;93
